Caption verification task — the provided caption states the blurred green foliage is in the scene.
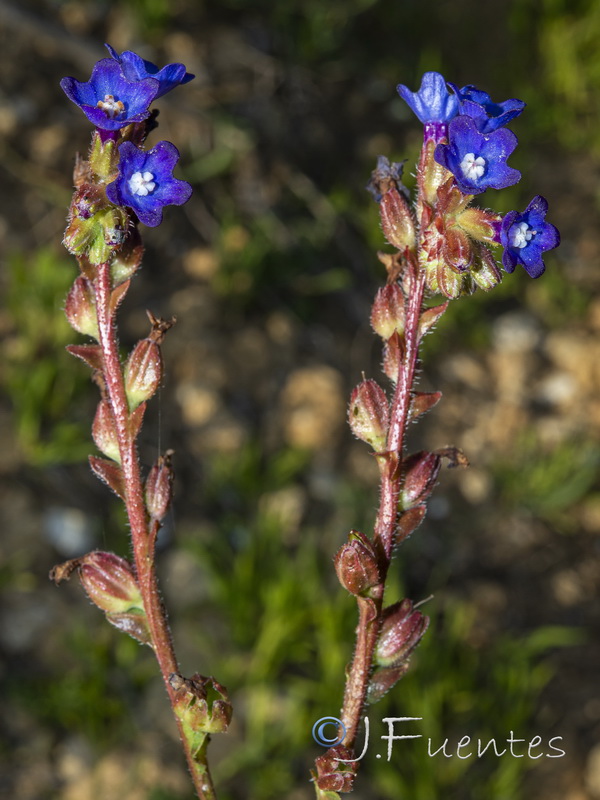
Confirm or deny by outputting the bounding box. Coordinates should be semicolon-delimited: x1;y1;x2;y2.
4;248;89;465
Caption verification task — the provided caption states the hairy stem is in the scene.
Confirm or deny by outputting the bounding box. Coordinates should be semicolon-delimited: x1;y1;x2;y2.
94;261;218;800
340;269;426;751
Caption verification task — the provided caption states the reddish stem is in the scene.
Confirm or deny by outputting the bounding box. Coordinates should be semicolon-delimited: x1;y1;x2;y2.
339;268;426;751
94;261;217;800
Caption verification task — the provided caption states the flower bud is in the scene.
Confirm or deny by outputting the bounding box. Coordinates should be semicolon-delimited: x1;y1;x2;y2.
64;276;99;339
334;530;380;596
471;244;502;291
92;400;120;463
380;188;415;250
348;380;389;452
110;228;144;285
374;599;429;667
145;451;174;521
71;184;107;220
400;451;441;509
370;284;405;340
170;673;232;735
79;551;141;612
457;207;501;242
88;133;119;183
77;551;150;644
124;338;162;411
442;226;474;272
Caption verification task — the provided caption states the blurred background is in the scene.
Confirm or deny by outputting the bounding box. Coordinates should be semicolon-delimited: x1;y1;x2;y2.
1;0;599;798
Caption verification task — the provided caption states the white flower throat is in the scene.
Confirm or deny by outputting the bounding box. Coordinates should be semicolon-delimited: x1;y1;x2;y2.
460;152;486;181
509;221;536;249
129;171;157;197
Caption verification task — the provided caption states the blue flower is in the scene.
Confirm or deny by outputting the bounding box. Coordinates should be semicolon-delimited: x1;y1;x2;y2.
60;59;159;131
449;84;526;134
397;72;459;125
106;141;192;227
105;44;194;99
434;115;521;195
500;196;560;278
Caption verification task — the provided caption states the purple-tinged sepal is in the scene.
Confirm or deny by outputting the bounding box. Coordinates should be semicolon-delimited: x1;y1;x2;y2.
334;530;381;597
145;450;174;522
374;598;429;668
105;43;194;99
313;745;358;794
60;59;159;131
50;551;151;645
92;400;121;463
500;195;560;278
170;673;232;738
471;244;503;290
450;83;526;134
370;284;405;340
64;276;99;339
435;115;521;196
106;140;192;227
400;451;441;510
348;380;390;452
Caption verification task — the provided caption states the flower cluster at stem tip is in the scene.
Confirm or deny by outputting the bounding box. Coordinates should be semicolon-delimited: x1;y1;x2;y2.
61;45;193;228
397;72;559;278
